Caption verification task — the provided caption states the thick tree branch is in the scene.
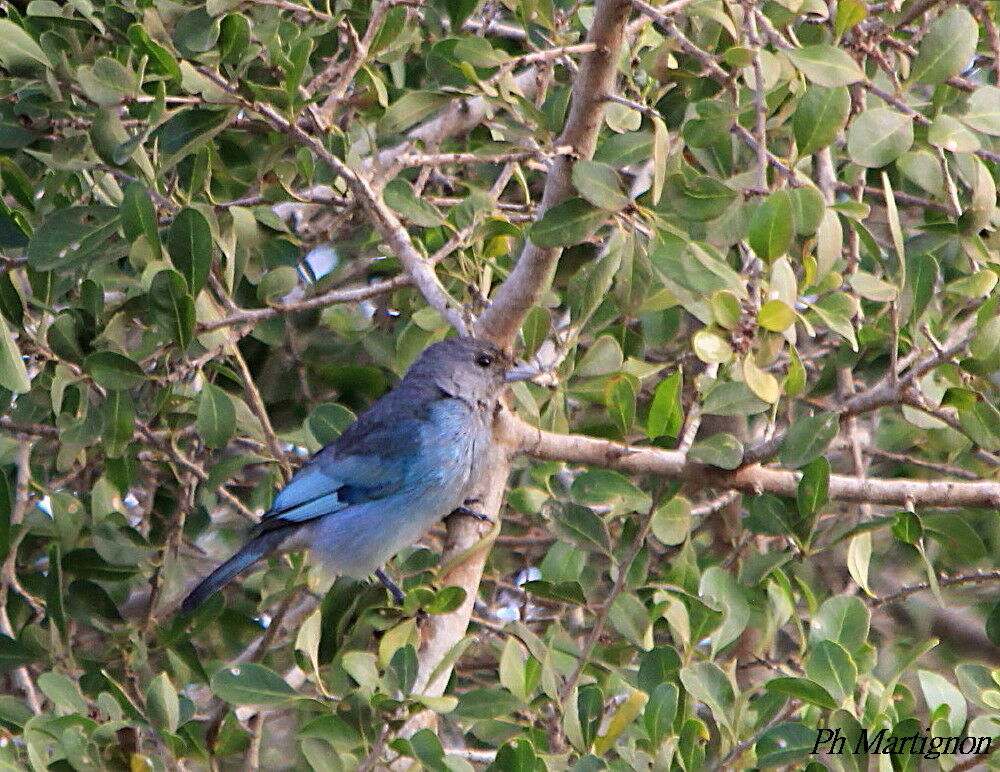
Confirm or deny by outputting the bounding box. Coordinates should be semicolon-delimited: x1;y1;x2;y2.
475;0;632;346
509;414;1000;509
397;0;634;750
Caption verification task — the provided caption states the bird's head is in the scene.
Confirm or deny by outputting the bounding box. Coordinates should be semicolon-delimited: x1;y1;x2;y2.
402;337;535;404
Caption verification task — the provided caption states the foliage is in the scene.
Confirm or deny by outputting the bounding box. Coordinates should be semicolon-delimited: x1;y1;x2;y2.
0;0;1000;769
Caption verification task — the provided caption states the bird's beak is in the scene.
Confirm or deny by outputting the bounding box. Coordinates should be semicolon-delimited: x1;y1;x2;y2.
504;361;537;383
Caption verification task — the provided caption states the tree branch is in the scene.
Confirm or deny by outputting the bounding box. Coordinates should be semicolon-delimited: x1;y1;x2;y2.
196;67;471;335
508;414;1000;509
396;0;634;749
475;0;633;346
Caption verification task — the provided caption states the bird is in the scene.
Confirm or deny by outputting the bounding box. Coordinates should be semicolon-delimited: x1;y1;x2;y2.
181;336;534;613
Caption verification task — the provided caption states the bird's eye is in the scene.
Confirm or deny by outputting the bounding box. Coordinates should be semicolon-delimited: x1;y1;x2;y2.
475;353;493;368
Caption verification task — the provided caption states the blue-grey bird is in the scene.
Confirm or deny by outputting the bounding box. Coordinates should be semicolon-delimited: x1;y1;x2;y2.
181;337;532;613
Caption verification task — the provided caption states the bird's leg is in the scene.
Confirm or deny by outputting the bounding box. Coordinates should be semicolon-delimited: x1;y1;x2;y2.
374;568;405;605
450;498;491;523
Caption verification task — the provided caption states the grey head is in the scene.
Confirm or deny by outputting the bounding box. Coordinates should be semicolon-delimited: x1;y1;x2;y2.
402;337;524;406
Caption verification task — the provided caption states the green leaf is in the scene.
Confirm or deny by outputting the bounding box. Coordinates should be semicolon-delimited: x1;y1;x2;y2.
662;174;737;221
425;585;466;614
644;683;678;747
78;57;135;106
609;593;651;649
529;198;607;248
918;670;967;736
127;24;181;83
812;595;870;652
804;640;856;702
0;634;40;672
103;391;135;458
572;160;630;211
945;268;998;298
154;109;234;168
146;672;180;733
0;19;50;72
390;645;419;695
700;566;751;654
834;0;867;39
198;383;235;449
743;354;780;404
908;7;978;85
257;266;299;303
0;315;29;393
38;672;87;713
758;299;796;332
210;663;299;706
121;182;161;260
756;722;820;768
605;373;638;437
963;86;1000;136
849;272;897;302
26;206;120;272
748;191;794;261
379;91;450;135
847;532;873;597
523;580;587;605
47;312;85;364
168;207;212;295
172;8;221;54
892;511;923;545
84;351;146;391
521;306;550;359
576;334;623;377
487;739;537;772
453;687;522;719
571;469;649;511
928;114;980;153
307;403;356;445
384;179;443;226
785;345;805;397
409;728;446;771
577;680;604;749
651;497;691;546
647;371;683;439
679;662;735;733
986;602;1000;647
847;108;914;168
780;413;839;468
148;270;194;349
689;433;744;469
764;677;838;710
651;116;669;206
789;186;826;237
692;328;733;364
796;456;830;520
220;14;252;64
567;244;623;326
702;381;770;416
549;503;612;556
786;45;864;87
710;290;741;330
637;646;681;694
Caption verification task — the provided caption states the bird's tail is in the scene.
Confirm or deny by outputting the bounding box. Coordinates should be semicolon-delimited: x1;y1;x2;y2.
181;529;289;613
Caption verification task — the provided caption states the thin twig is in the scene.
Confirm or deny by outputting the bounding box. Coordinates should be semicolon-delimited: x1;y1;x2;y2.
871;570;1000;608
557;485;665;704
196;66;472;335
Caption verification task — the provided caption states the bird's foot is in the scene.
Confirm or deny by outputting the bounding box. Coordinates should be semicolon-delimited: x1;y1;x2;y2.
451;504;491;523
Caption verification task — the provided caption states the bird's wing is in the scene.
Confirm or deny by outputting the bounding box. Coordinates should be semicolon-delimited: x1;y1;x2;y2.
253;410;425;532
